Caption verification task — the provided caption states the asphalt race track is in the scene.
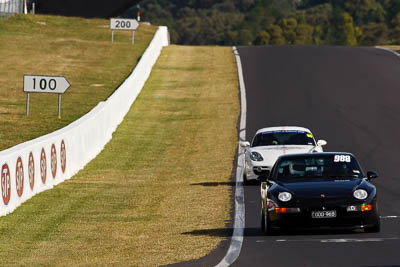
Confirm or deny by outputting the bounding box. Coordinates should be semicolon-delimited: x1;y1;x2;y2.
169;46;400;267
231;46;400;267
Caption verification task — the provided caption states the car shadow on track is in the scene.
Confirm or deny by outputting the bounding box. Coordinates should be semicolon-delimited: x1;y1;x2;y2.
270;228;366;236
182;227;367;237
182;227;266;237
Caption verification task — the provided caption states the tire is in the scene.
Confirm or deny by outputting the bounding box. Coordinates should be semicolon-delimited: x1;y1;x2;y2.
261;213;265;232
243;172;248;185
263;210;274;235
364;222;380;233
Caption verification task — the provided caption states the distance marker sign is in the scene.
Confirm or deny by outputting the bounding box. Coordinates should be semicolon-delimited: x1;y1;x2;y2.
110;18;139;31
24;75;70;94
110;18;139;45
23;75;70;117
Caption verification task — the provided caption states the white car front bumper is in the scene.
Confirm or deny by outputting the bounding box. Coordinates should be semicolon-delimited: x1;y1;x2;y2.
244;160;272;181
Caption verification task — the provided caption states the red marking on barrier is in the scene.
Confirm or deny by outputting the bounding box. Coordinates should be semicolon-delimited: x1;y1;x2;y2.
40;148;47;184
51;144;57;178
16;157;24;197
28;152;34;190
60;140;66;174
1;164;11;205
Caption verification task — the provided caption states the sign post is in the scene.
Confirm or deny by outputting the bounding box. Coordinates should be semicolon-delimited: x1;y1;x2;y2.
110;18;139;45
58;94;62;118
26;93;30;116
23;75;71;118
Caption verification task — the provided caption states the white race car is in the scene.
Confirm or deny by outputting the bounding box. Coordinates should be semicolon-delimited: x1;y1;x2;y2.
241;126;327;183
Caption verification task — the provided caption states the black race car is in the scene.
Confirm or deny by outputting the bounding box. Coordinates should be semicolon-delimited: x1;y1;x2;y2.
260;152;380;235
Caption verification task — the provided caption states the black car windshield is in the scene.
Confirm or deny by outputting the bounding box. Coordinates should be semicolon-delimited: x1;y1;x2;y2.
273;154;364;182
252;130;315;147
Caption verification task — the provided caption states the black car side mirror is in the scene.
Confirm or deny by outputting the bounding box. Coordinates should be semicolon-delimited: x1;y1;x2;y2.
259;175;274;187
367;171;379;179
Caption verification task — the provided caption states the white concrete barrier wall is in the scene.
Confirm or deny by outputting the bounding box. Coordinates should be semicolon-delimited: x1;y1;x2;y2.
0;26;169;216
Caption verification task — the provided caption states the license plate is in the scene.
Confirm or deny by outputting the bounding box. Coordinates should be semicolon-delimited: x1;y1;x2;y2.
311;210;337;218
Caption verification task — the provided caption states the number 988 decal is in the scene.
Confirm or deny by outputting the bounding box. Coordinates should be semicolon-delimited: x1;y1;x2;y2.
334;155;351;163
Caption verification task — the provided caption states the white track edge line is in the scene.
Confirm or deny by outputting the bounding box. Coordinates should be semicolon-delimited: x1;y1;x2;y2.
374;46;400;58
215;47;247;267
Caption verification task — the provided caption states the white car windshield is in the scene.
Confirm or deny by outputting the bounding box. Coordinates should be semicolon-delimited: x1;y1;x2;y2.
252;130;315;147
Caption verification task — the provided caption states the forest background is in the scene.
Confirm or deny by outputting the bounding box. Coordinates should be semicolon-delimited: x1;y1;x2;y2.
124;0;400;46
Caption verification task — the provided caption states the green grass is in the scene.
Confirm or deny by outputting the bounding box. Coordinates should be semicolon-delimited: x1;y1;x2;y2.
0;14;157;150
0;45;239;266
377;45;400;50
0;14;239;266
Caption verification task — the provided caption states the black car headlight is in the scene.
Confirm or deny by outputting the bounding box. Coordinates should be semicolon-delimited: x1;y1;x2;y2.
353;189;368;200
250;151;264;161
278;192;292;202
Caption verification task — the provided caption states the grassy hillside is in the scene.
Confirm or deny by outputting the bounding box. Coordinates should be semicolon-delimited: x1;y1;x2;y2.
0;44;239;266
0;14;239;266
0;14;157;150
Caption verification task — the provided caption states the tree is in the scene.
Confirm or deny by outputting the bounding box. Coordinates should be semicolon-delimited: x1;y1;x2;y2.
124;0;398;46
313;25;323;45
266;24;285;45
238;29;255;45
299;0;332;8
341;12;358;45
295;24;314;44
360;23;389;45
389;12;400;43
304;3;332;26
344;0;386;25
354;26;363;43
390;26;400;44
240;0;296;36
303;3;332;45
254;31;270;45
330;10;358;45
235;0;255;12
280;17;298;44
385;0;400;23
391;12;400;26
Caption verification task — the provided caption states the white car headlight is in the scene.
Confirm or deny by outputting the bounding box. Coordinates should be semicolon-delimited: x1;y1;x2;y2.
353;189;368;200
250;151;264;161
278;192;292;202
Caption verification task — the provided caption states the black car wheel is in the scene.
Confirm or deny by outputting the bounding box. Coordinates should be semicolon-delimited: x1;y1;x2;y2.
261;211;265;232
262;210;274;235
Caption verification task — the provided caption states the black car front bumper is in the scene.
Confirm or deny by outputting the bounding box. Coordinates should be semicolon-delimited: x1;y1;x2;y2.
268;202;380;230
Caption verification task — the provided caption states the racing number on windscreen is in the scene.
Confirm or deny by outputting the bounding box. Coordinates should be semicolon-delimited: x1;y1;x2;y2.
33;78;57;91
334;155;351;163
